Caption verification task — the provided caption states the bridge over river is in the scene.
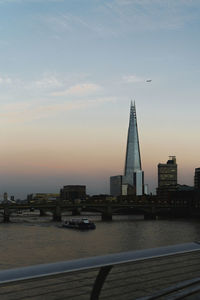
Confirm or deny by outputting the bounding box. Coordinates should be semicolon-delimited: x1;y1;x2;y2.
0;197;199;222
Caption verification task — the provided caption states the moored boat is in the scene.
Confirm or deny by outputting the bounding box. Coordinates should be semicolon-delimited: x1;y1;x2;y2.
62;218;96;230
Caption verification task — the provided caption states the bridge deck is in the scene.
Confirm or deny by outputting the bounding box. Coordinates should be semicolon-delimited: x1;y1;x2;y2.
0;243;200;299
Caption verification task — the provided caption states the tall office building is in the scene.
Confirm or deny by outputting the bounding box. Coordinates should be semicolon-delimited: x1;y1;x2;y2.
194;168;200;189
123;101;144;195
157;156;177;198
110;175;122;196
110;102;144;196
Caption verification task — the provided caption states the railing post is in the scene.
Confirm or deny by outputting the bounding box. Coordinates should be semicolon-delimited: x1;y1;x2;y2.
90;266;112;300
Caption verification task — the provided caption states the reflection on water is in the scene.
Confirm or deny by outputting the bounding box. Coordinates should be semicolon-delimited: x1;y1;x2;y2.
0;212;200;270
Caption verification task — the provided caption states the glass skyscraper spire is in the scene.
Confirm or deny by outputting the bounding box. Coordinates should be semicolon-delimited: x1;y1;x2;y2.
110;101;144;196
124;101;142;184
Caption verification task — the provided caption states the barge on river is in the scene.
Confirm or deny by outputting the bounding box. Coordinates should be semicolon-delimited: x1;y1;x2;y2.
62;218;96;230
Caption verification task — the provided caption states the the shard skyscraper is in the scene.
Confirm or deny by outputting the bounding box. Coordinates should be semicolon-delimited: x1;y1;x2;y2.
110;102;144;196
123;101;144;195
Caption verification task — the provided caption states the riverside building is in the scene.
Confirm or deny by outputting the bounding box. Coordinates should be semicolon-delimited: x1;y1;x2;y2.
60;185;86;202
157;156;177;198
194;168;200;189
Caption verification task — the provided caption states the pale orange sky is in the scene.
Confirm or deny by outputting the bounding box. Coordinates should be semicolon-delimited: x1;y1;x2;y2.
0;104;199;198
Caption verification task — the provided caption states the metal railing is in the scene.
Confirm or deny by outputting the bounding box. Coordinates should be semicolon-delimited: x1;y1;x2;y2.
0;242;200;299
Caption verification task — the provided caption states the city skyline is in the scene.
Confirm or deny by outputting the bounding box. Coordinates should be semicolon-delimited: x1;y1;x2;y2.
0;0;200;198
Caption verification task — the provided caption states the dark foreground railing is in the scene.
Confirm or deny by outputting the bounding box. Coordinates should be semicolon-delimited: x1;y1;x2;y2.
0;242;200;299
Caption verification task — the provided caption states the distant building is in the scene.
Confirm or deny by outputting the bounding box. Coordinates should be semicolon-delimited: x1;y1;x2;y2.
123;102;144;196
10;196;15;202
90;194;116;202
177;184;194;191
60;185;86;202
27;193;59;203
1;192;16;203
110;175;122;196
3;192;8;201
110;102;144;196
157;156;177;198
144;184;149;195
121;183;135;196
132;170;144;196
194;168;200;189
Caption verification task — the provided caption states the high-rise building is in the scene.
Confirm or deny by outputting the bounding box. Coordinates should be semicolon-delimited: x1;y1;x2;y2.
110;175;123;196
110;102;144;196
194;168;200;189
157;156;177;198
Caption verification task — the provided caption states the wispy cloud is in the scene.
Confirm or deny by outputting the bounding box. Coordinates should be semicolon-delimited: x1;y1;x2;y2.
0;75;13;84
122;75;145;83
0;97;114;123
51;83;101;97
0;72;92;95
0;0;63;3
34;76;63;89
40;12;118;37
0;73;104;108
36;0;200;41
103;0;198;32
0;74;110;123
114;0;199;5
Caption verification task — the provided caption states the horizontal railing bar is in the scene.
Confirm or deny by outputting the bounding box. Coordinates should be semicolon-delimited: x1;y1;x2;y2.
105;251;200;274
100;286;143;299
14;289;91;300
107;259;200;278
0;280;93;297
0;270;98;289
105;260;200;284
104;268;200;293
0;242;200;285
12;284;92;300
164;284;200;300
137;277;200;300
102;268;199;292
0;269;98;289
103;271;198;293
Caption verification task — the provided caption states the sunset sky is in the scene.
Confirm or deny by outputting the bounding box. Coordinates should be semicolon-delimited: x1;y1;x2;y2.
0;0;200;198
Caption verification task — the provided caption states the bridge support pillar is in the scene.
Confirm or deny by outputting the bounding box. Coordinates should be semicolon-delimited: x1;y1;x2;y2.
102;206;112;221
144;213;157;220
3;206;10;223
53;205;62;222
39;209;46;216
72;208;81;216
144;206;157;220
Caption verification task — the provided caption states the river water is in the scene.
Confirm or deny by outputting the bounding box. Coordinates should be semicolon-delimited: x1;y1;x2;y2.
1;213;200;270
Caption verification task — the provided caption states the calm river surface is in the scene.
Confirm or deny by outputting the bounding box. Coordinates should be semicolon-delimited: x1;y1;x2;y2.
1;213;200;270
